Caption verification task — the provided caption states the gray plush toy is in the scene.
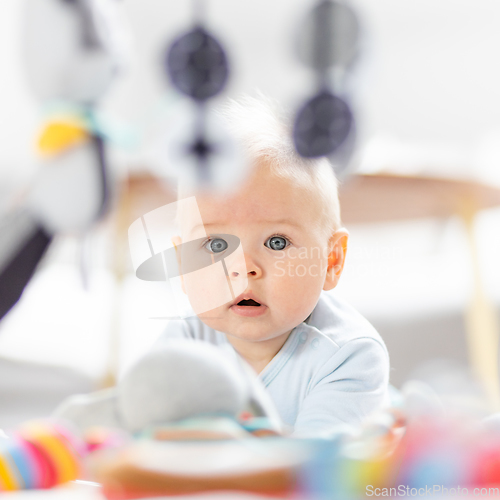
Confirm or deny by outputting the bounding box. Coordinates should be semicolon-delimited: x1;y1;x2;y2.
54;339;283;435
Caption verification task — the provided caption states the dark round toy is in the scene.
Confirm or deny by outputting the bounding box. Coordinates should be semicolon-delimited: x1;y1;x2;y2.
166;27;229;101
293;91;353;158
296;0;360;71
186;136;216;161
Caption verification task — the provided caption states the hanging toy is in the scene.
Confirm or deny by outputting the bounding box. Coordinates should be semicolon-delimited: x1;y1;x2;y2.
0;0;127;321
24;0;128;233
23;0;127;104
162;1;246;192
293;0;360;162
166;26;228;102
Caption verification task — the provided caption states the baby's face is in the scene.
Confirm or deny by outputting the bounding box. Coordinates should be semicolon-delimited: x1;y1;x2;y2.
179;165;342;344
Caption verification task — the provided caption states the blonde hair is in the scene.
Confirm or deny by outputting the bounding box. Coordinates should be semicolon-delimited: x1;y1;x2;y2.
178;94;342;237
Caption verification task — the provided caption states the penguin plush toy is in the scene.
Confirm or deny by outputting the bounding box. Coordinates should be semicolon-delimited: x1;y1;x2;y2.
0;0;127;321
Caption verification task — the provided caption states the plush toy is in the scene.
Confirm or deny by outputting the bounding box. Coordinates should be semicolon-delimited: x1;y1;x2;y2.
0;420;85;491
24;0;128;234
0;340;286;494
54;339;284;437
0;0;127;321
23;0;127;104
10;372;500;498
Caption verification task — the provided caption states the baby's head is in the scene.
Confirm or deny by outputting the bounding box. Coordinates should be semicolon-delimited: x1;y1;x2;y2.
175;96;348;348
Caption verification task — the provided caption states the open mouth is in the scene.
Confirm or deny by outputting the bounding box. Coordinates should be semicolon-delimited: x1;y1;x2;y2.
237;299;261;307
230;293;267;317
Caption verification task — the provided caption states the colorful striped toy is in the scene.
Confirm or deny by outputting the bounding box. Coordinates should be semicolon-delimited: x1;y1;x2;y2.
300;414;500;499
0;420;85;491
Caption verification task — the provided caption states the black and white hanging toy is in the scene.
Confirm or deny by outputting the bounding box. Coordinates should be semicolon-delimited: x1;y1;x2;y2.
0;0;127;321
293;0;360;161
162;1;246;191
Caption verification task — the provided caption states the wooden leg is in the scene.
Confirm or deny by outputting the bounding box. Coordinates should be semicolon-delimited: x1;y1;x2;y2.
461;200;500;410
100;179;132;389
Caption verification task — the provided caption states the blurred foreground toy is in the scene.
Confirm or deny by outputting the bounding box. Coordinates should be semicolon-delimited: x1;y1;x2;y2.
0;420;85;491
37;376;500;497
91;438;308;499
53;339;299;497
55;340;283;436
300;380;500;500
88;401;405;499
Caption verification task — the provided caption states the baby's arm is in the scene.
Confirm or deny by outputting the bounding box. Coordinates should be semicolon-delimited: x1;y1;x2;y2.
292;337;390;437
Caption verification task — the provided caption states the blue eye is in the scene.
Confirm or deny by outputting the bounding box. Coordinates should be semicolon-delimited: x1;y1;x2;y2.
266;236;288;251
205;238;228;253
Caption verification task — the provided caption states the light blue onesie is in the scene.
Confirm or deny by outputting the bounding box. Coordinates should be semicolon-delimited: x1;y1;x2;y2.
153;292;390;437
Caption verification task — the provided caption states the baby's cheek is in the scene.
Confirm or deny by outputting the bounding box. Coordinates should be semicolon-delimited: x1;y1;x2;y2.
276;255;326;281
273;259;326;310
184;264;233;315
272;272;311;309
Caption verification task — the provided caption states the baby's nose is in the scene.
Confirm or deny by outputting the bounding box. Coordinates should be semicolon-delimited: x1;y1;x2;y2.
231;269;257;277
234;255;262;279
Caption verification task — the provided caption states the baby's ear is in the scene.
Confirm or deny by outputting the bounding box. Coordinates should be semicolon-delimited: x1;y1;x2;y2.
171;236;186;294
323;229;349;291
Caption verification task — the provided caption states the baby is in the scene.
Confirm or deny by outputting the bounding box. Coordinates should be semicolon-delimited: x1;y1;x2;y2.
55;97;389;439
154;96;390;437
